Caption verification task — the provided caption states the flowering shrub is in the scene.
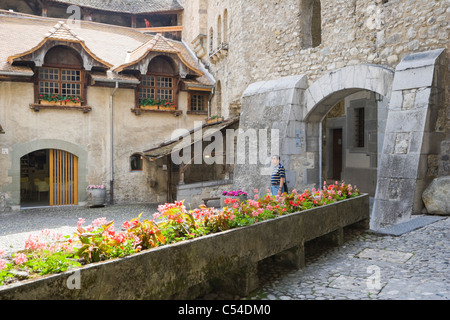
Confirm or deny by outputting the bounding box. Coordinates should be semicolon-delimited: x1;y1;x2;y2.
75;217;135;263
122;212;165;250
0;229;80;285
0;181;360;285
87;185;106;190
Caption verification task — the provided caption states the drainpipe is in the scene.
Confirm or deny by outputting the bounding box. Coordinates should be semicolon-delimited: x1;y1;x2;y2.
109;79;119;205
208;87;215;118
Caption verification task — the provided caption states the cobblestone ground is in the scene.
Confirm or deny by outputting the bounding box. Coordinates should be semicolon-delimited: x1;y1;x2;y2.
243;217;449;300
201;216;449;301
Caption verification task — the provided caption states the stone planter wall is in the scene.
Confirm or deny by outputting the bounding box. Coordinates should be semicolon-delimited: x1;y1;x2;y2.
0;194;369;300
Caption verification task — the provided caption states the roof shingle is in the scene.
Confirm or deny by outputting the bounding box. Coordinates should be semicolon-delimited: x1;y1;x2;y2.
50;0;183;14
0;12;212;86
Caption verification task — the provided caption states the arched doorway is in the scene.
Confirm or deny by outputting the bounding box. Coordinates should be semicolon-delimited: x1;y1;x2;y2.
303;65;394;211
320;90;387;196
20;149;78;207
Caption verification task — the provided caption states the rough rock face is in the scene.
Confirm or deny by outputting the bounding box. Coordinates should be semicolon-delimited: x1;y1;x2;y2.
422;176;450;215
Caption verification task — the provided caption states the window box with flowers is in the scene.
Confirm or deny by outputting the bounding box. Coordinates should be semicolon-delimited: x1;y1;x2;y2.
32;94;91;113
86;185;106;207
205;115;223;124
39;94;82;107
133;98;181;116
139;98;176;111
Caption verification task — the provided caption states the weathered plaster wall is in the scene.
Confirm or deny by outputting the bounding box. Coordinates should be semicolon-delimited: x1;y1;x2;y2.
0;81;209;209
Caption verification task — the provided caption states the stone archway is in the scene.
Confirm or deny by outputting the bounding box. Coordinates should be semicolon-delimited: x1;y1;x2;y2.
304;50;446;229
303;65;394;122
236;50;445;229
301;65;394;191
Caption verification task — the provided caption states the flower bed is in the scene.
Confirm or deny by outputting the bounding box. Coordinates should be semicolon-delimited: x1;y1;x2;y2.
0;182;369;299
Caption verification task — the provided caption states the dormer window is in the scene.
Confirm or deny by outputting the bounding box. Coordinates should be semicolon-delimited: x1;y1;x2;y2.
37;46;85;106
138;55;178;110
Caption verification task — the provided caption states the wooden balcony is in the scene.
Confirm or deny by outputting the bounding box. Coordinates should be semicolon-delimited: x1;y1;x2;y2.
137;26;183;41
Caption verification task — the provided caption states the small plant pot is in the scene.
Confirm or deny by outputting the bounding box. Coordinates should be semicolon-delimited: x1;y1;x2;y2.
87;188;106;207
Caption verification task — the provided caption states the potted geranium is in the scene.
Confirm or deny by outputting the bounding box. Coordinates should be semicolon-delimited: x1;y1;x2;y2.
220;190;247;207
86;185;106;207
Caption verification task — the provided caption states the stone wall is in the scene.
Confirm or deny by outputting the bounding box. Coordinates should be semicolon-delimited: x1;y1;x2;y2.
183;0;448;119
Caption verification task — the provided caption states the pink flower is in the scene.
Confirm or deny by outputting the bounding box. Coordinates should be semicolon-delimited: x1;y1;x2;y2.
253;189;259;194
52;232;63;241
0;259;8;271
0;248;5;257
92;217;107;227
41;229;51;237
25;234;46;250
14;253;28;265
254;194;258;200
77;218;86;228
152;213;161;220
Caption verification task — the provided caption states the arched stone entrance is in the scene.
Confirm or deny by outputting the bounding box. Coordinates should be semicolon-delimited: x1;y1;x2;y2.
302;65;394;190
237;49;445;229
303;65;394;215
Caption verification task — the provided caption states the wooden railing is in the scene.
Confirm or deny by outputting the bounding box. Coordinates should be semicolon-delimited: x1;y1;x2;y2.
137;26;182;41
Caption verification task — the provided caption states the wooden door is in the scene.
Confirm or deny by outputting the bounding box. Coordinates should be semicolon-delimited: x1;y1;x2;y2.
332;129;343;181
49;149;78;206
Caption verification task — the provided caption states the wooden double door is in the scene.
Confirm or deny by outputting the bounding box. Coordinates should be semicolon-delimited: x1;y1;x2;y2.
49;149;78;206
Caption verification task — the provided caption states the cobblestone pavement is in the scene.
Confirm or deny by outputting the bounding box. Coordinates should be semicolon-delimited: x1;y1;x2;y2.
242;216;450;300
1;205;448;300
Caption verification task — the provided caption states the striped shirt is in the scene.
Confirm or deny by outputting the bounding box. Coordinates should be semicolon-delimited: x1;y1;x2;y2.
271;164;286;185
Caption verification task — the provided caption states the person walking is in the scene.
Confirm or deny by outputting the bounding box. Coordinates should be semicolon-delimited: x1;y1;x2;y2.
270;155;286;196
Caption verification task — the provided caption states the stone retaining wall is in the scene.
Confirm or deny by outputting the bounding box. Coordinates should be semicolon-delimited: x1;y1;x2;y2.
0;194;369;300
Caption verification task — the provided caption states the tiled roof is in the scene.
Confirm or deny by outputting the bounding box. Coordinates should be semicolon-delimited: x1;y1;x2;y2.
0;12;212;86
114;33;202;76
50;0;183;14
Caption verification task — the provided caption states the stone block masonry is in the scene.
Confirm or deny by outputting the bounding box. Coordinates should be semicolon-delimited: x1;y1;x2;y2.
371;48;447;229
